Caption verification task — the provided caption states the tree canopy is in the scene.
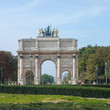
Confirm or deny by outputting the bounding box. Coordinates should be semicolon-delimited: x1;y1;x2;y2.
41;74;54;84
78;45;110;84
0;51;17;83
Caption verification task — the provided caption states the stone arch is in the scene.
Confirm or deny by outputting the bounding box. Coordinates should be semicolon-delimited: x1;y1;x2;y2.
62;70;71;84
38;54;57;68
40;58;57;68
25;71;34;85
40;60;56;84
23;67;35;85
61;68;73;77
39;57;57;83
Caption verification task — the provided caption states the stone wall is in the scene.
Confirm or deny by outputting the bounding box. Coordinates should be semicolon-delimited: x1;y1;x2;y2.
18;37;77;52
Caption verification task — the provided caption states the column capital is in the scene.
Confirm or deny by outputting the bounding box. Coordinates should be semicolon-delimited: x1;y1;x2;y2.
72;54;76;58
57;54;60;58
35;54;39;58
20;54;23;59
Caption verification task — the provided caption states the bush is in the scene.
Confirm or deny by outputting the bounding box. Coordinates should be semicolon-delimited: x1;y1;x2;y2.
82;84;110;88
0;85;110;98
0;102;110;110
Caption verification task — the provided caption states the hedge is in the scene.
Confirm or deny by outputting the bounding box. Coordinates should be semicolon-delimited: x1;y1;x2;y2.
82;84;110;88
0;85;110;98
0;102;110;110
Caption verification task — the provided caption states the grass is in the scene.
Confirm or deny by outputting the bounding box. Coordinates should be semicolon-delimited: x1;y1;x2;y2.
0;93;108;104
0;93;110;109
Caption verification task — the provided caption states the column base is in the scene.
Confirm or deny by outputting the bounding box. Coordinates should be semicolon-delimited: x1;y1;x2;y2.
18;79;23;85
71;77;77;85
34;78;40;85
56;78;62;85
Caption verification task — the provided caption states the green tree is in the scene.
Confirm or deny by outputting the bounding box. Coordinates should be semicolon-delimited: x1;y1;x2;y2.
78;45;98;82
79;45;110;84
41;74;54;84
0;51;13;83
8;55;17;81
86;47;110;83
0;51;17;84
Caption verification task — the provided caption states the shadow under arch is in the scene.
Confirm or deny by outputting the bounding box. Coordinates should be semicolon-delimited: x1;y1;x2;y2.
41;59;56;84
25;71;34;85
62;70;71;85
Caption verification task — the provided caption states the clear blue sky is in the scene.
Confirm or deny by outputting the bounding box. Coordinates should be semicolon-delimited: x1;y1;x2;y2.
0;0;110;55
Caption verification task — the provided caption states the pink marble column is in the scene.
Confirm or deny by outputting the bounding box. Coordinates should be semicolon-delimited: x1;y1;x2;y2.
56;54;62;85
20;54;23;79
35;54;40;85
73;54;76;78
35;57;38;78
57;57;60;78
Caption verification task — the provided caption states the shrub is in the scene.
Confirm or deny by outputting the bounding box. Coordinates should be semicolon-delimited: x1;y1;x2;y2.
0;102;110;110
0;85;110;98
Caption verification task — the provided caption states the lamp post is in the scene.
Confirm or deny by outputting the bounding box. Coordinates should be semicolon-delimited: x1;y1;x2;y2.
105;62;107;84
29;54;33;85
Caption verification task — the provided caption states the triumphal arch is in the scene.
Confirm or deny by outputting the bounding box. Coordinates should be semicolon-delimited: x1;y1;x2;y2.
17;26;79;85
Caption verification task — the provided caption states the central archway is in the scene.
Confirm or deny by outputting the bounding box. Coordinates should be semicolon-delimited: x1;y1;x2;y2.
41;60;56;84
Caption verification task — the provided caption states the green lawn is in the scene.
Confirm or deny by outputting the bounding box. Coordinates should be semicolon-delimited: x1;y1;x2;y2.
0;93;108;104
0;93;110;109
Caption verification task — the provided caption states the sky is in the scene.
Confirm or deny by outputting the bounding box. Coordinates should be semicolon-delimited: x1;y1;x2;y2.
0;0;110;78
0;0;110;55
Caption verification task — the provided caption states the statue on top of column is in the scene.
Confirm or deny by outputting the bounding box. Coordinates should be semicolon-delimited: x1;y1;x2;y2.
55;29;58;36
38;25;58;37
38;29;41;36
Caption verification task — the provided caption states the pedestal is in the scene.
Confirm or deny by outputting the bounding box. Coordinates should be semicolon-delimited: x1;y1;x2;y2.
18;79;23;85
71;77;77;85
56;78;62;85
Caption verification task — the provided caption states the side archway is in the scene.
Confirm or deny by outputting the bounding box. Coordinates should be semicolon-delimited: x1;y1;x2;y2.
25;71;34;85
62;71;71;85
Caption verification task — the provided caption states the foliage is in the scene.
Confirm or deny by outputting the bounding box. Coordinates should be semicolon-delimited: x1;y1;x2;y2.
82;84;110;88
8;55;17;81
41;74;54;84
78;45;98;82
0;51;17;83
1;102;110;110
78;45;110;84
0;85;110;98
